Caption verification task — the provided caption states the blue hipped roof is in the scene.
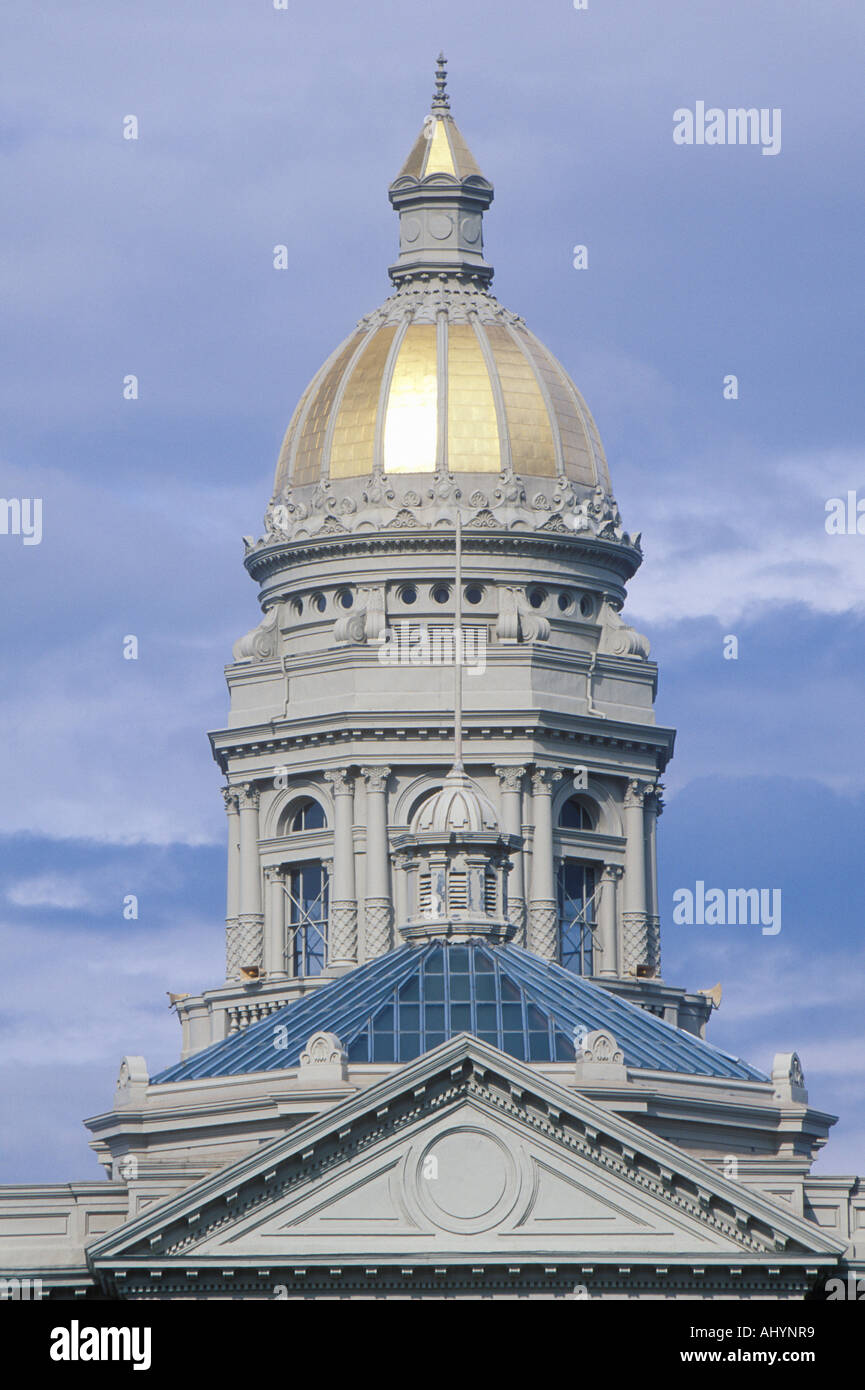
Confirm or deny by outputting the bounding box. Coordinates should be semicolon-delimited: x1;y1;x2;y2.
153;942;765;1084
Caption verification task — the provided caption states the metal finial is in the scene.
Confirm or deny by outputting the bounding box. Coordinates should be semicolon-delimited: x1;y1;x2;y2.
432;52;449;111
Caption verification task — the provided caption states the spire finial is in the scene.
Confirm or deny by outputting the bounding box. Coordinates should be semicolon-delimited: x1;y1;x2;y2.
432;51;449;112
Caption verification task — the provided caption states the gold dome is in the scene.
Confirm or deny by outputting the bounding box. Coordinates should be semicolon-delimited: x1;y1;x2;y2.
274;306;611;494
274;57;611;501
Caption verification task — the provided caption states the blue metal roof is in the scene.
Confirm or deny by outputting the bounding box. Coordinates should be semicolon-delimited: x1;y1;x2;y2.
154;942;765;1084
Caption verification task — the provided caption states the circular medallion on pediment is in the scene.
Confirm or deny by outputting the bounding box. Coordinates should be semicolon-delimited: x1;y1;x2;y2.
410;1125;521;1233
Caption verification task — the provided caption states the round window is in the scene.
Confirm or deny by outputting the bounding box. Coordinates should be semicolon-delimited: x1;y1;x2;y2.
338;590;354;609
400;585;418;605
528;587;547;610
432;584;450;605
579;594;594;618
312;593;327;613
464;585;484;605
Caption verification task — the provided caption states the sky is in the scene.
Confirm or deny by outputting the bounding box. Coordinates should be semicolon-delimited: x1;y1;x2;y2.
1;0;864;1181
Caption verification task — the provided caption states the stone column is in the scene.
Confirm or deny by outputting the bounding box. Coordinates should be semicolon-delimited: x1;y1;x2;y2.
263;866;286;978
596;864;623;977
495;765;526;944
223;787;240;927
223;787;240;980
623;779;650;974
529;767;562;959
324;770;358;967
229;783;263;978
644;783;662;975
361;765;392;958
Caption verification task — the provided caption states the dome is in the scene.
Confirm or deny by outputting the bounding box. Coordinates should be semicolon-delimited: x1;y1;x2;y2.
412;770;500;836
271;57;611;505
274;302;611;496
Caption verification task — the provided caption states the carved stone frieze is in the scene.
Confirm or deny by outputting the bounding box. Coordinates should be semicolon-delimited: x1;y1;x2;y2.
253;466;640;553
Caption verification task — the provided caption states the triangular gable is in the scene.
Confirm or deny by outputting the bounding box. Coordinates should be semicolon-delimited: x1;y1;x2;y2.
89;1035;843;1288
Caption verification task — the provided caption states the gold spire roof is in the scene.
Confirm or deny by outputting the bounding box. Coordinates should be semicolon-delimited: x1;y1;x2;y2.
396;52;484;182
396;114;484;182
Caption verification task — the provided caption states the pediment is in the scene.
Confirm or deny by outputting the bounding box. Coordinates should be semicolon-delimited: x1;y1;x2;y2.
88;1035;844;1281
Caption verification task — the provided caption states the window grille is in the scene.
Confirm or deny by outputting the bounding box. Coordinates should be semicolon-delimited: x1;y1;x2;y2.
284;861;329;977
557;860;597;976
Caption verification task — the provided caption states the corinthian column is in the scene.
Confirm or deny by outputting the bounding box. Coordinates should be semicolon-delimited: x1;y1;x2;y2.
263;865;286;978
361;765;392;958
227;783;263;979
324;769;358;967
529;767;562;959
495;765;526;944
596;864;623;977
623;779;650;974
223;787;240;926
644;783;662;975
223;787;241;980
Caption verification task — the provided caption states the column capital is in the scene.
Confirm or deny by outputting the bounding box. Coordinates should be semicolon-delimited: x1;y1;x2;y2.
238;783;260;811
495;765;526;793
601;863;624;883
624;778;655;809
222;786;240;814
360;765;391;794
263;864;283;884
324;768;355;796
531;767;563;795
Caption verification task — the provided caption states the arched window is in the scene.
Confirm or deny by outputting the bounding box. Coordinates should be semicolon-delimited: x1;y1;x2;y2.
286;861;329;977
559;796;595;831
286;797;326;833
557;861;596;975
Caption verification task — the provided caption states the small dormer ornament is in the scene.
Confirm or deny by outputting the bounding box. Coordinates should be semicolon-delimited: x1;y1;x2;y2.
771;1051;808;1104
114;1056;149;1108
573;1029;628;1083
296;1032;349;1089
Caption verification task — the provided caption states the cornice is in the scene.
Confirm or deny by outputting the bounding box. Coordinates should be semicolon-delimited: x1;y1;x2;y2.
246;524;642;589
208;711;676;773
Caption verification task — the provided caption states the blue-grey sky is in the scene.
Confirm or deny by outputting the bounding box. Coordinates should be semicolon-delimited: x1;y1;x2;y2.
2;0;864;1180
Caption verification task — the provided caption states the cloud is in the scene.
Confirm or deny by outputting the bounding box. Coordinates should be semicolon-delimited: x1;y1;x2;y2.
6;874;95;910
0;461;255;845
0;912;220;1071
625;444;865;625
